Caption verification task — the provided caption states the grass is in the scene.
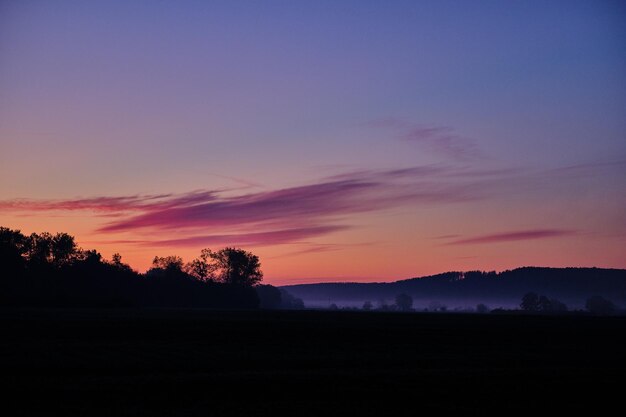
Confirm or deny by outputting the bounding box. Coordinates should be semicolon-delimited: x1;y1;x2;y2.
2;309;624;416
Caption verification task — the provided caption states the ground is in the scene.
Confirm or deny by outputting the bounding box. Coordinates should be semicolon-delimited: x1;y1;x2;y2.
2;309;624;416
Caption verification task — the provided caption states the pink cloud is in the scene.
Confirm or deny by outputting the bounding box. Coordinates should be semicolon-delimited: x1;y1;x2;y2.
145;226;349;248
0;195;165;212
0;165;504;248
95;168;488;234
0;191;218;213
445;229;577;245
96;179;374;232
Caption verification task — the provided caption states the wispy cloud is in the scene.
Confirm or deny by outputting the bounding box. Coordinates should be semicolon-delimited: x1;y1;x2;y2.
0;165;511;248
444;229;577;245
95;168;490;234
97;179;374;233
547;159;626;176
0;195;166;212
266;241;376;259
366;118;481;161
402;125;481;161
431;234;461;240
142;226;350;248
0;191;218;213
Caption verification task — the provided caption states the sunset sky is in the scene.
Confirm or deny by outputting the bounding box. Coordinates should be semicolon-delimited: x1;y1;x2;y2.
1;1;625;284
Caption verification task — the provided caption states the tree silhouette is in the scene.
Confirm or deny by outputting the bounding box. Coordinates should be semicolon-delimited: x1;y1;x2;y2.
185;248;216;281
476;303;489;314
520;292;539;311
428;301;446;312
585;296;615;315
395;293;413;311
546;297;568;312
521;292;568;313
256;284;282;309
0;226;265;309
110;253;133;272
151;255;184;272
537;295;552;312
0;227;27;272
210;247;263;286
25;232;53;265
51;233;80;267
278;289;305;309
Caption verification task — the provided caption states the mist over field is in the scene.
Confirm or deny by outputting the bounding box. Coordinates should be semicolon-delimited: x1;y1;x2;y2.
282;267;626;311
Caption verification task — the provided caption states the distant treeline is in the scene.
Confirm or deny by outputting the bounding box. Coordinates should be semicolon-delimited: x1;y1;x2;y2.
283;268;626;311
0;227;303;309
325;291;618;315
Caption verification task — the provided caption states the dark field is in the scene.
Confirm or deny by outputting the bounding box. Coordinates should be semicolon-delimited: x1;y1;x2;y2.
2;309;625;416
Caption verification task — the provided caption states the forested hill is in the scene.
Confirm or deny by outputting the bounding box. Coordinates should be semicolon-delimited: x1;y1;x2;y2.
281;267;626;310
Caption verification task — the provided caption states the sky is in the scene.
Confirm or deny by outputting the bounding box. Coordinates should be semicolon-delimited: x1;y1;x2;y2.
1;0;625;284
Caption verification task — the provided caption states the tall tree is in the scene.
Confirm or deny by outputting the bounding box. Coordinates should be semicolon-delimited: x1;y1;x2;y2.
25;232;53;265
50;233;79;267
210;247;263;286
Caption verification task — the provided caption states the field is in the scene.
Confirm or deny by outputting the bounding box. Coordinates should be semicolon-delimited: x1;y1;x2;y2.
2;309;624;416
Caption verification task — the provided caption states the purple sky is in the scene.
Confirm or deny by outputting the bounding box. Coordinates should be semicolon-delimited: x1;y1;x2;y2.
1;1;625;282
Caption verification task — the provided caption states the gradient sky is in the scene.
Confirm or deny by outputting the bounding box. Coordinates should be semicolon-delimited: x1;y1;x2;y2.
1;0;625;284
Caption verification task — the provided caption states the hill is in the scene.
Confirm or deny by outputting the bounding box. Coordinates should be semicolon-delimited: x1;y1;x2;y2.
281;267;626;310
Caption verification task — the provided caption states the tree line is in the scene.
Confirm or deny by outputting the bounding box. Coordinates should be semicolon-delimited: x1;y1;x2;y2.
335;292;617;315
519;291;616;315
0;227;303;309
